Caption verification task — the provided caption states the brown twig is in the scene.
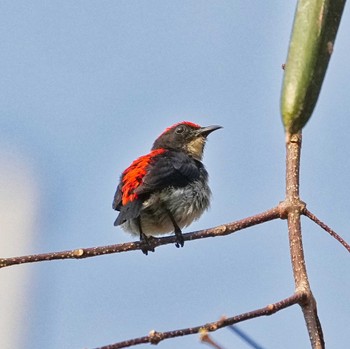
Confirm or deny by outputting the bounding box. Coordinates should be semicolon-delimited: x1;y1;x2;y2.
92;292;306;349
303;208;350;253
200;329;225;349
283;132;324;349
0;206;281;269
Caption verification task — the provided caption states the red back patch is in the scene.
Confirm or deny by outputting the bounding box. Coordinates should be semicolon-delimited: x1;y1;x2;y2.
121;148;166;205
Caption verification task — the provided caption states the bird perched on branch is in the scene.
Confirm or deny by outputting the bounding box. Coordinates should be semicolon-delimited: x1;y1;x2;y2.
112;121;222;254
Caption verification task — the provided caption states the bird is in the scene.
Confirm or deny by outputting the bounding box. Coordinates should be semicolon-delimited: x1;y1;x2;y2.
112;121;222;254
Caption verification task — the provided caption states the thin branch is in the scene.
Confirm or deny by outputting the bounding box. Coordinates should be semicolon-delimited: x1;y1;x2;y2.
0;206;281;269
92;293;306;349
284;132;324;349
285;133;309;289
303;208;350;253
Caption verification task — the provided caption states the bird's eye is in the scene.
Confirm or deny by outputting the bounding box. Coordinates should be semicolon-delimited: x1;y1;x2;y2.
175;125;185;134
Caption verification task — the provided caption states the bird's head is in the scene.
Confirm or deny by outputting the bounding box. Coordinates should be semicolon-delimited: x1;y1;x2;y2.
152;121;222;161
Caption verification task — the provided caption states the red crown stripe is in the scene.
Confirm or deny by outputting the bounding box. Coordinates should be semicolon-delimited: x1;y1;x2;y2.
159;121;200;137
121;148;167;205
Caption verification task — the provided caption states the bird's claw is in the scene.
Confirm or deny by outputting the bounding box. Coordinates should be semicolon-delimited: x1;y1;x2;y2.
140;234;155;255
174;229;184;248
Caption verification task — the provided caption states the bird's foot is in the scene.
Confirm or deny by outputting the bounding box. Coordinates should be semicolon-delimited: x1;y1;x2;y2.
167;210;184;248
140;233;155;255
174;228;184;248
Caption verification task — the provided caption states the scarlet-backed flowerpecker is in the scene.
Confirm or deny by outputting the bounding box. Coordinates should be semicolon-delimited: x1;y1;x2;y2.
113;121;221;254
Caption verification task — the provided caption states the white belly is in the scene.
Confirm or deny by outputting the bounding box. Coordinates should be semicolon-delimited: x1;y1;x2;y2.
121;180;211;237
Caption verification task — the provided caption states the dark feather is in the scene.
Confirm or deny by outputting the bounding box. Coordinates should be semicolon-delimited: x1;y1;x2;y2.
114;200;143;226
112;184;122;211
134;151;201;196
113;150;202;226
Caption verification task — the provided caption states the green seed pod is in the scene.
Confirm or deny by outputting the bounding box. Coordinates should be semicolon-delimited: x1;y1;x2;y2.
281;0;345;134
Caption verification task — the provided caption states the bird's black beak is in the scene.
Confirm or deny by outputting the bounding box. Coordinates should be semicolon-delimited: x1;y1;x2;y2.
198;125;223;137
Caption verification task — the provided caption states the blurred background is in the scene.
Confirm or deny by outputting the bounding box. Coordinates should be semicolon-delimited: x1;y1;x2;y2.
0;1;349;348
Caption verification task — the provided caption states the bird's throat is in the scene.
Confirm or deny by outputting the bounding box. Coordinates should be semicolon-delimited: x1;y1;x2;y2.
186;137;205;161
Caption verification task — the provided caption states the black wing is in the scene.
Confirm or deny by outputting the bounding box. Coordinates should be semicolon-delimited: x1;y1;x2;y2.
113;150;201;226
112;184;122;211
134;151;201;196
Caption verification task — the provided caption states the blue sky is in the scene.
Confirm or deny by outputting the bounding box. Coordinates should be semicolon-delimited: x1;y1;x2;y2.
0;1;349;348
